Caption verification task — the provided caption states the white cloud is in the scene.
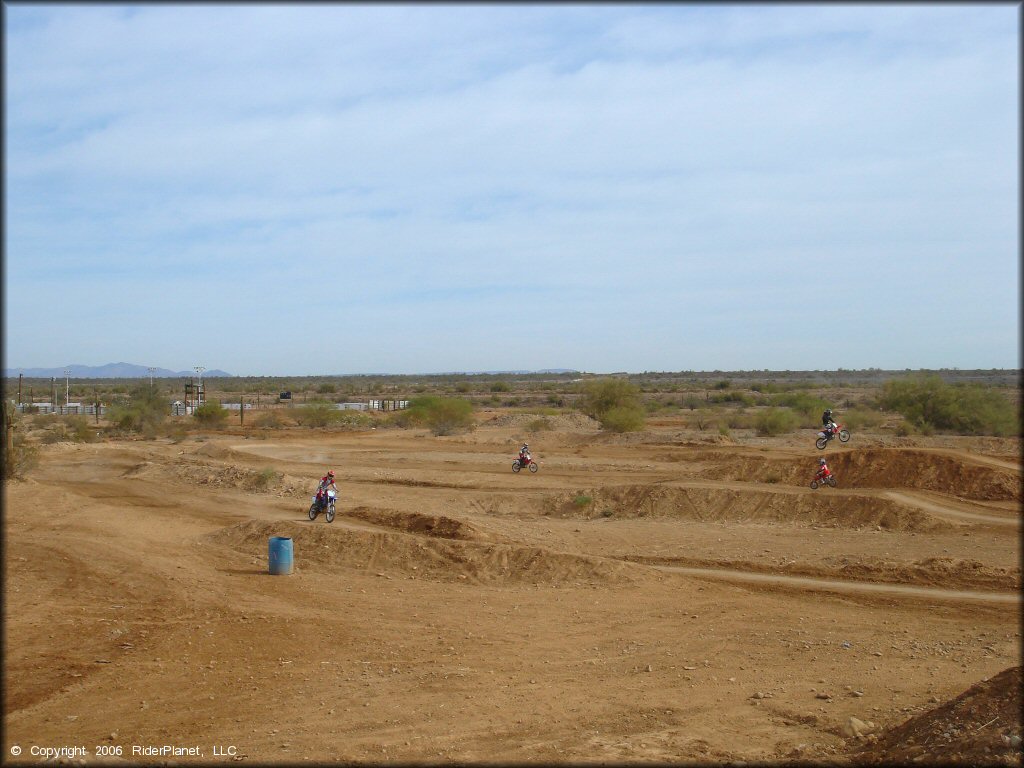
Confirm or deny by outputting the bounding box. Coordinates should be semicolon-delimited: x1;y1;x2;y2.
4;4;1018;373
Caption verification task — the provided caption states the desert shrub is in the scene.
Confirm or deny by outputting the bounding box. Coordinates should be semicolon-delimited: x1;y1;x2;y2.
840;407;885;432
754;407;799;436
490;381;511;393
726;411;756;429
527;418;553;432
682;395;703;411
718;423;731;437
251;467;281;490
165;423;189;443
709;390;757;407
400;396;474;436
768;391;830;420
879;375;1019;436
254;411;284;429
64;415;97;443
4;433;39;479
573;495;593;508
317;382;337;394
193;400;229;427
577;379;646;432
713;380;732;390
602;405;646;433
335;411;374;429
294;402;339;428
107;384;168;434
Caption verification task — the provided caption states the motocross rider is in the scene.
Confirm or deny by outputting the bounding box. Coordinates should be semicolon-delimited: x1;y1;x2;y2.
519;444;531;463
822;408;836;437
316;470;337;507
814;457;832;481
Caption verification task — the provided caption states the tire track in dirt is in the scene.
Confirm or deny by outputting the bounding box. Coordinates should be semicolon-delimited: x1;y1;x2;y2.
652;564;1020;605
881;491;1020;526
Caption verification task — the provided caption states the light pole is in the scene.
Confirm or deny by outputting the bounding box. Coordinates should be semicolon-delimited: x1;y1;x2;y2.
194;366;205;407
64;368;70;408
148;367;155;389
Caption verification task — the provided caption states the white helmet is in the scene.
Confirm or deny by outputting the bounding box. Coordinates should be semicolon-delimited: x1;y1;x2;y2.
819;458;826;465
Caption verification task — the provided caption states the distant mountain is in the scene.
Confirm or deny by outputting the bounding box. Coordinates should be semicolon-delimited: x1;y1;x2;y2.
4;363;232;379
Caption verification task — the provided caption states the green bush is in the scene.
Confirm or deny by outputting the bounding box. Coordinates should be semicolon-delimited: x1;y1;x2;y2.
768;391;829;420
295;402;340;428
107;385;168;434
754;407;799;436
601;405;646;433
577;379;646;432
65;415;97;443
490;381;511;393
400;396;474;436
193;400;229;427
879;375;1019;436
840;407;885;432
527;418;553;432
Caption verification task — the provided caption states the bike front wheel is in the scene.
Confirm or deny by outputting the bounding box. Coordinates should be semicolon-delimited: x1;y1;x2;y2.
529;461;538;473
838;429;850;443
827;476;837;487
326;502;336;523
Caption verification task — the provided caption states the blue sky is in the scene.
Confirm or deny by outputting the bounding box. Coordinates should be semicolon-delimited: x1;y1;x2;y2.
4;4;1019;376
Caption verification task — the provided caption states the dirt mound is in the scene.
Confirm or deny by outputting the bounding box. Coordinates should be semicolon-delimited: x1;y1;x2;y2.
539;485;952;532
345;505;487;541
629;554;1020;592
831;556;1021;591
206;519;650;587
854;666;1021;765
701;448;1021;501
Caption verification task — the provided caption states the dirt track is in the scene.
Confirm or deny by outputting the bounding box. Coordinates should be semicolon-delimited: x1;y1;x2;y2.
3;413;1021;764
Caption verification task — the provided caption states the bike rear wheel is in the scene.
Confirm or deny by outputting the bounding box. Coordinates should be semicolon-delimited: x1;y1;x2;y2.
308;503;319;521
512;461;521;473
809;480;819;490
815;437;828;450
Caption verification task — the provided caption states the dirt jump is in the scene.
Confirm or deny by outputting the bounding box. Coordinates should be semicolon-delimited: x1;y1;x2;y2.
4;411;1020;764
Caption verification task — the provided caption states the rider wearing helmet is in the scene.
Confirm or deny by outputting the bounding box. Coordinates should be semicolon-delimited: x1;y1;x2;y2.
822;408;836;437
519;443;531;463
815;457;832;481
316;470;337;505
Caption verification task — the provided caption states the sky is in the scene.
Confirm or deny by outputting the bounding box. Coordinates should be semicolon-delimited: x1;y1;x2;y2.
3;3;1019;376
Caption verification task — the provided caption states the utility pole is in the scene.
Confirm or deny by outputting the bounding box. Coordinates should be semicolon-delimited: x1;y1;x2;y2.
240;397;244;426
148;367;155;389
18;373;23;407
64;368;71;408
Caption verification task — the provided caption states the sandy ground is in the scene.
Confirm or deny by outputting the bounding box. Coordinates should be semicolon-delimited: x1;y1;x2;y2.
3;411;1021;765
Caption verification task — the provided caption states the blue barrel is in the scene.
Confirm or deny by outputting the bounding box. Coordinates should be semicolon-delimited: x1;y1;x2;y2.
268;536;294;575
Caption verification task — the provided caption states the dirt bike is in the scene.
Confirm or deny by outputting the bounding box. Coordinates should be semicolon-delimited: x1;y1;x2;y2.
308;487;337;523
809;473;837;489
512;455;538;473
815;422;850;450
